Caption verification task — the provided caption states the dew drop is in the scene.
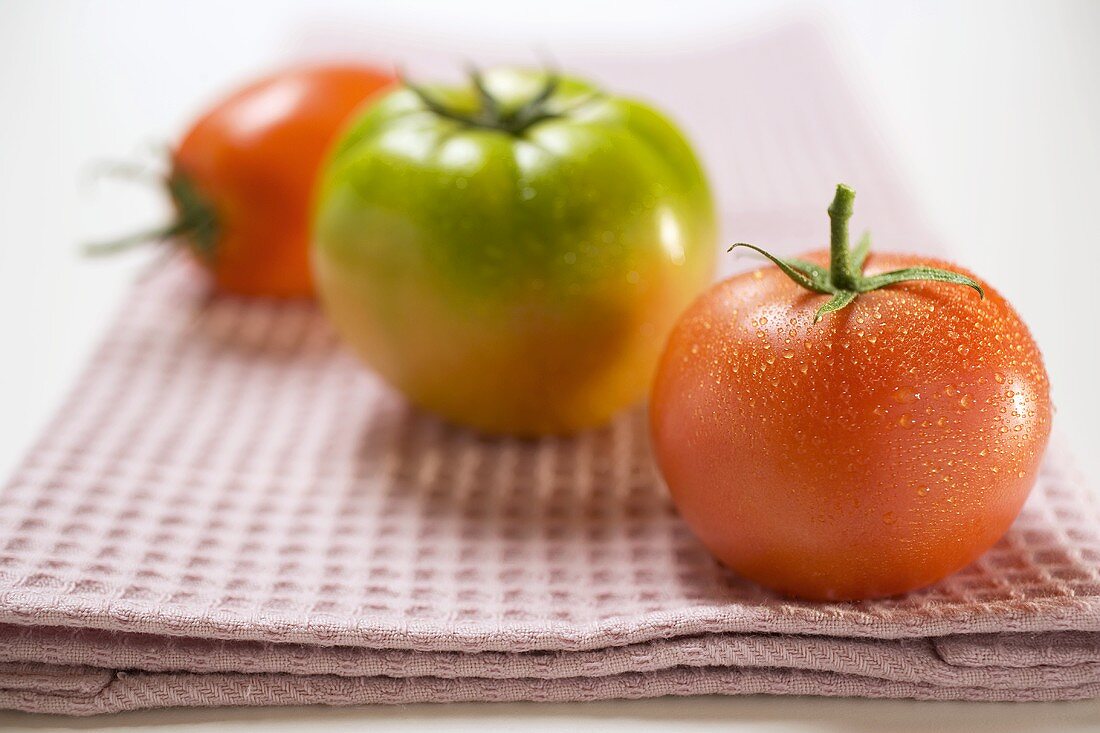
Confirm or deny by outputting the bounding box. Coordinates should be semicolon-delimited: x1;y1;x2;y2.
882;511;898;525
783;351;795;359
892;387;919;404
916;486;930;497
959;395;972;409
799;364;809;375
898;414;915;428
936;417;947;428
994;373;1005;384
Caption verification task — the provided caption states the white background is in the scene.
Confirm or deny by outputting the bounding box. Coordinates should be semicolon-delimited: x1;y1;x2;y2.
1;1;1098;730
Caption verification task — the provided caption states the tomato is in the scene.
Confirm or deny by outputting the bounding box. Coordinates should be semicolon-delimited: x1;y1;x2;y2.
313;68;716;435
650;184;1051;601
92;65;395;297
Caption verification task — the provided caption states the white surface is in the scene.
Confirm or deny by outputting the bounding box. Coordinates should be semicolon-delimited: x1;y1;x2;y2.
1;0;1099;730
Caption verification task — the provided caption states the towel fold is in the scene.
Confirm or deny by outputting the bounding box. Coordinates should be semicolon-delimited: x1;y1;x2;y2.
2;22;1098;715
3;622;1100;713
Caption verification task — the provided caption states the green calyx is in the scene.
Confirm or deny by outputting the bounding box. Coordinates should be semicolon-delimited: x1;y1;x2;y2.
402;68;580;136
84;170;219;262
729;184;984;323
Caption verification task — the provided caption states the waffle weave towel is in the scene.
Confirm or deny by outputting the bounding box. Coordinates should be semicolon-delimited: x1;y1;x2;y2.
2;23;1099;715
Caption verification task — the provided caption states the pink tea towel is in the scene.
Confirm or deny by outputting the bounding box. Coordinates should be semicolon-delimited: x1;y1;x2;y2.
2;23;1099;715
0;260;1098;715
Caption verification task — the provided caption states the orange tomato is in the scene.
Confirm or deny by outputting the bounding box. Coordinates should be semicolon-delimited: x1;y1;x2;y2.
171;65;394;297
93;65;394;297
650;185;1051;601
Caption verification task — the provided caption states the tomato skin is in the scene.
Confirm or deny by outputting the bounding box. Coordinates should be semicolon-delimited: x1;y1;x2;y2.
173;65;394;297
313;69;716;435
650;251;1051;601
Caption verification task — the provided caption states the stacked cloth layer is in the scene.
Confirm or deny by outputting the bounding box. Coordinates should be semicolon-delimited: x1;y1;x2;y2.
2;23;1100;715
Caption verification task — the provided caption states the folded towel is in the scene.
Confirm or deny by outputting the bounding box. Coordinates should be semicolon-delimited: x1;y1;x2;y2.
2;22;1098;716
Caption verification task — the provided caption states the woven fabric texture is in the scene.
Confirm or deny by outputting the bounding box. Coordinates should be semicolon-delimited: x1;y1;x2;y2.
2;23;1099;715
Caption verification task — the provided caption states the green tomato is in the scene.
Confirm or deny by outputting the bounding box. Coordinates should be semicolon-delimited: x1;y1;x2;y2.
313;68;716;435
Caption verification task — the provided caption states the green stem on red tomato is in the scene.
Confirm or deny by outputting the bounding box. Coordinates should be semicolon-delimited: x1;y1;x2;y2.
728;183;984;323
827;184;858;291
83;170;219;262
83;220;194;255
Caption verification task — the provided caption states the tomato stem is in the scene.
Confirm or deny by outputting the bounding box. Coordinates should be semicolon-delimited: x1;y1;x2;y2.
84;220;194;256
828;184;859;291
83;169;219;262
401;68;567;136
728;184;984;323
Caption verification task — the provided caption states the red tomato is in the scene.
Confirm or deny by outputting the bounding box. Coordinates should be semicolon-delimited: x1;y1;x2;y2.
94;65;395;297
650;185;1051;601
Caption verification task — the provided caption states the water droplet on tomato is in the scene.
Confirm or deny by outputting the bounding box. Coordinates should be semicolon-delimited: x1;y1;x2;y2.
882;512;898;525
892;387;919;404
